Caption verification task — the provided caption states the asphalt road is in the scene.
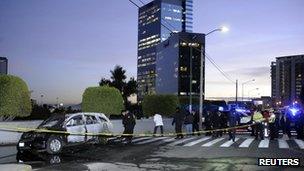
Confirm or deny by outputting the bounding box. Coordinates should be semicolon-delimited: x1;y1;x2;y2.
1;134;304;171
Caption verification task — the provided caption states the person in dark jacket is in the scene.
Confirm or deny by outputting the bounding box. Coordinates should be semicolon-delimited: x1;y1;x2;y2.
220;111;228;135
281;110;292;139
184;111;194;136
212;111;220;138
294;104;304;140
172;107;186;139
215;111;226;137
121;110;136;144
205;111;212;136
228;106;238;142
192;111;200;136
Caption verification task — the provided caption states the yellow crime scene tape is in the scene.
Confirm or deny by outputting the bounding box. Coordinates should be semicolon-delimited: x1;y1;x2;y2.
0;121;264;138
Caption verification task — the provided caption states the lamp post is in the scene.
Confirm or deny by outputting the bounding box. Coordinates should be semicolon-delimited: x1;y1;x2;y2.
198;26;229;130
40;93;44;106
242;79;255;101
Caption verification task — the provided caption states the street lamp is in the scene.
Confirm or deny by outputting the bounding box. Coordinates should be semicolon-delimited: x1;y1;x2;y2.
40;93;44;105
242;79;255;101
198;26;229;130
205;26;229;36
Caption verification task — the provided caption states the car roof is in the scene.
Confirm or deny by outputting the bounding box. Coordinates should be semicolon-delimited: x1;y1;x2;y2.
65;112;109;120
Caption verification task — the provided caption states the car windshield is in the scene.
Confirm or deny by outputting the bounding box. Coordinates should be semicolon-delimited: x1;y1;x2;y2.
38;116;65;128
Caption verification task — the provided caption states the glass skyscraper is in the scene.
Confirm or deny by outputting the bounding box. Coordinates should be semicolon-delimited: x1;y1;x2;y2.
271;54;304;105
137;0;193;99
0;57;8;75
156;32;205;96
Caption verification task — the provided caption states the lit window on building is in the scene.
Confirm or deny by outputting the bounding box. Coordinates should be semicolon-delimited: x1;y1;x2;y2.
180;66;187;71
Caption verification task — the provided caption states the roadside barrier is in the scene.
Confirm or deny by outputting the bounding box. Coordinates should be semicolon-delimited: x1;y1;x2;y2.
0;121;265;138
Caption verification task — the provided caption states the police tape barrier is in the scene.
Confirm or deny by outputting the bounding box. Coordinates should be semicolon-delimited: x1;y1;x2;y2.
0;121;264;138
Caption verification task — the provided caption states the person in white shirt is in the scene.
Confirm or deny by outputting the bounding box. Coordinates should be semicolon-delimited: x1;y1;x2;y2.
153;113;164;136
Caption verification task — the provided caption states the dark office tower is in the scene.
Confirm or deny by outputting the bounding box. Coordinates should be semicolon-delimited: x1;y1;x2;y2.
271;62;276;100
156;32;205;97
137;0;193;99
271;54;304;105
0;57;8;74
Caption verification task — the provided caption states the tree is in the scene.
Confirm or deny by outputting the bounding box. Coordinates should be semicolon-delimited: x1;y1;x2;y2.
0;75;32;121
110;65;126;92
98;66;137;109
124;77;137;97
99;78;112;86
82;86;124;116
29;104;52;120
142;94;179;117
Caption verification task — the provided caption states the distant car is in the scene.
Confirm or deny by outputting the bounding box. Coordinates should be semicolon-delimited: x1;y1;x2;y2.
17;113;113;154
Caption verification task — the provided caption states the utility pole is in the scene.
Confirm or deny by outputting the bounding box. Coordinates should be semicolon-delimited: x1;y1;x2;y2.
235;79;238;102
189;45;193;112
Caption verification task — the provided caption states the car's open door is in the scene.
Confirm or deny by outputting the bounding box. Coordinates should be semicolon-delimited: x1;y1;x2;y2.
65;114;86;143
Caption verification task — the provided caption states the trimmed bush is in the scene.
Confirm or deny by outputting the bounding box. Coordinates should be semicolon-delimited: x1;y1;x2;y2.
142;94;179;117
0;75;32;119
179;96;200;106
82;86;124;116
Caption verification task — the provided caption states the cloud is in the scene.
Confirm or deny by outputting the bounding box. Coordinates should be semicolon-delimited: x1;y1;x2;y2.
228;66;270;77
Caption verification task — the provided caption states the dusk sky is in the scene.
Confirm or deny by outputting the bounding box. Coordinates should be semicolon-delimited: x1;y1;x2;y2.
1;0;304;104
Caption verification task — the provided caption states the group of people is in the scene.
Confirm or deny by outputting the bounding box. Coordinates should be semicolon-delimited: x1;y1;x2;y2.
251;104;304;140
120;102;304;143
171;106;240;141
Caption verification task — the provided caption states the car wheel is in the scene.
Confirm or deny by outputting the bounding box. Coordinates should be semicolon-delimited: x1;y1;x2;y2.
46;136;63;154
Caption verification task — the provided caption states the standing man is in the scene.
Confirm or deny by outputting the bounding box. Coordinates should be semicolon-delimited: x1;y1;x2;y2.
212;111;220;138
205;111;212;136
252;106;264;140
172;107;185;139
228;106;238;142
282;108;292;139
218;111;226;137
192;111;200;136
184;111;194;136
153;113;164;136
122;110;136;144
268;109;277;140
294;103;304;139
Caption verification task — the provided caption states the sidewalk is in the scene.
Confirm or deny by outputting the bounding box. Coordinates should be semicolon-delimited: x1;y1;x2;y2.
0;164;32;171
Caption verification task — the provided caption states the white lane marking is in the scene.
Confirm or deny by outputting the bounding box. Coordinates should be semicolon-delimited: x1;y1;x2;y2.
160;137;176;143
136;137;168;145
220;138;239;147
294;139;304;149
201;138;225;147
278;139;289;149
131;137;152;143
239;138;254;148
168;137;197;146
258;139;269;148
183;137;211;147
108;137;117;141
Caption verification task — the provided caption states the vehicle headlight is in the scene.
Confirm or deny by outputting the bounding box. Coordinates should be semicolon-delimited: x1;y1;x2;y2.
18;142;25;147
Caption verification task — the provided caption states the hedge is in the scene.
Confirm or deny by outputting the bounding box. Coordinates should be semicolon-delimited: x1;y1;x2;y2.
82;86;124;116
0;75;32;118
142;94;179;117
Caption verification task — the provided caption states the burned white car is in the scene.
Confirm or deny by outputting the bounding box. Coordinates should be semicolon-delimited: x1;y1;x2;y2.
17;113;113;154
